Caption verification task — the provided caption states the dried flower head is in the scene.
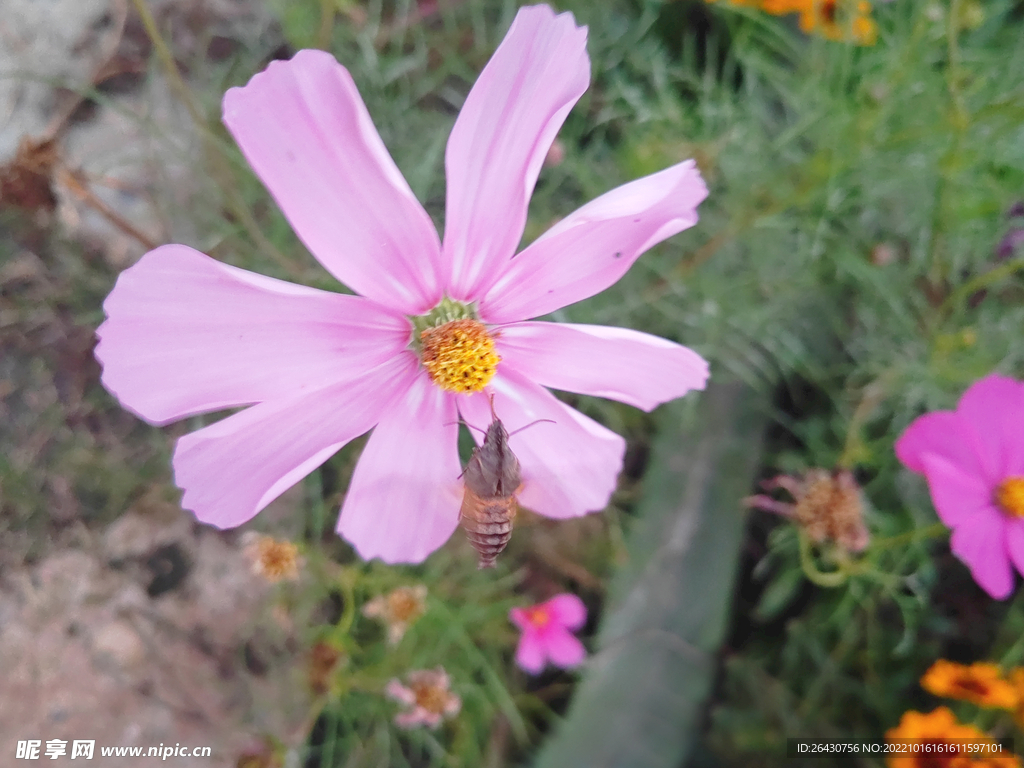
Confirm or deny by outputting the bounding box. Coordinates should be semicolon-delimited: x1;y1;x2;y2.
544;138;566;168
385;667;461;729
362;585;428;645
746;469;869;552
885;707;1016;768
921;660;1018;710
242;532;301;582
307;641;345;696
0;136;59;211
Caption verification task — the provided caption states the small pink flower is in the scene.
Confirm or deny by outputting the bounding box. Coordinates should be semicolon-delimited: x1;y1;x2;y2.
509;593;586;674
385;668;461;729
94;5;709;564
895;373;1024;599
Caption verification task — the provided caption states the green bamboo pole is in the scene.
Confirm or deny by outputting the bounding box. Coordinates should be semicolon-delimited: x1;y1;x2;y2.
534;379;767;768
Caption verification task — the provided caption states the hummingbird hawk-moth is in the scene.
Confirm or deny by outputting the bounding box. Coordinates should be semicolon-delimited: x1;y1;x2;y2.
459;401;522;569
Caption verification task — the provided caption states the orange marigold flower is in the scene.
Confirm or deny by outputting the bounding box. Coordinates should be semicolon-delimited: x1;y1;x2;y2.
1009;669;1024;727
796;0;877;45
885;707;1012;768
921;660;1018;710
707;0;877;45
974;758;1024;768
762;0;806;13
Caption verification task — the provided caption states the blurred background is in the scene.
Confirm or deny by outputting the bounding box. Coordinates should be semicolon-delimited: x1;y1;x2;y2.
2;1;1024;766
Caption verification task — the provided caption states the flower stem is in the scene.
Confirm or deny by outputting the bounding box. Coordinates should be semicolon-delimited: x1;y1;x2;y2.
871;522;948;549
941;254;1024;316
798;532;848;588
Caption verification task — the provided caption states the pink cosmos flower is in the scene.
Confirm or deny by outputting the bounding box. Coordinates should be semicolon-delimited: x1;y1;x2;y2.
94;5;710;564
895;373;1024;599
509;593;586;674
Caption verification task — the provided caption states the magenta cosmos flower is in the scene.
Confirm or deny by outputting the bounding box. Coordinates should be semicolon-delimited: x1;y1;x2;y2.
510;593;587;674
895;373;1024;599
94;5;709;564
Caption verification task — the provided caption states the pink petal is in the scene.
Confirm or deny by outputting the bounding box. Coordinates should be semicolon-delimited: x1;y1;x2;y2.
173;354;417;529
895;412;978;476
461;369;626;519
422;711;444;729
337;372;462;564
384;679;416;706
430;667;451;690
95;245;410;425
479;160;708;323
442;6;589;301
223;49;442;313
1006;518;1024;579
542;626;586;669
543;593;586;630
496;322;708;412
443;694;462;717
917;450;995;528
515;629;547;674
919;452;993;528
957;374;1024;478
508;606;531;632
950;506;1014;599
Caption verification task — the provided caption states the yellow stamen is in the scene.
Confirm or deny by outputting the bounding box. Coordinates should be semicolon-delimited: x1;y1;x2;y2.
412;681;450;714
996;477;1024;518
404;669;458;716
420;319;500;394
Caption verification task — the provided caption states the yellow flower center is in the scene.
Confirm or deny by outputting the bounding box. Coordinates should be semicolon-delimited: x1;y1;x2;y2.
411;680;450;715
996;477;1024;518
525;607;550;628
419;318;500;394
387;586;426;623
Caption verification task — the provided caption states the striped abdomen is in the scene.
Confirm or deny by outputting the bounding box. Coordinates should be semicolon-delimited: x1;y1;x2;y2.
460;492;517;569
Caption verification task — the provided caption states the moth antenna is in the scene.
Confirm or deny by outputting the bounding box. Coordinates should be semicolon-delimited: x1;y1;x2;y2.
487;392;498;420
507;418;556;437
450;407;489;437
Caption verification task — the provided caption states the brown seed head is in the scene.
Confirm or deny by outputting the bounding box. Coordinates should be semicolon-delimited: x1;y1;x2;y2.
307;641;344;695
363;585;427;644
791;469;870;552
243;533;301;582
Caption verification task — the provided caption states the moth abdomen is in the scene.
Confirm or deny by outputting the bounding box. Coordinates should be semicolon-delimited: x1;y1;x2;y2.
460;494;517;569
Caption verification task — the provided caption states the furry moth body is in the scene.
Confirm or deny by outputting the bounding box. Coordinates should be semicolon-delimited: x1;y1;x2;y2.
459;412;521;569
